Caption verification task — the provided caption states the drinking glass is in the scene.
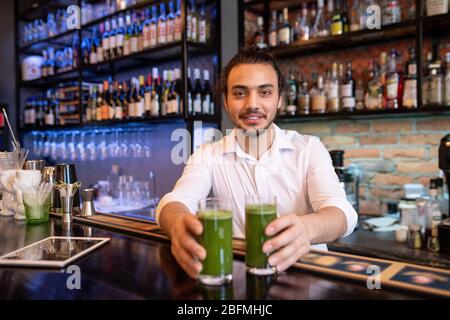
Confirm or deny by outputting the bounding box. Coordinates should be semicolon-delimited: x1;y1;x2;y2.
245;194;277;275
23;192;51;225
198;197;233;285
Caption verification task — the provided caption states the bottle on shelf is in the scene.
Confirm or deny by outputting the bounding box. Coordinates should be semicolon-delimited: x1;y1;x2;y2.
341;0;350;33
137;76;146;118
158;3;167;46
403;47;418;109
102;19;111;61
145;74;153;117
268;10;278;47
151;67;161;117
386;49;400;109
298;80;310;115
349;0;361;32
198;3;207;44
142;8;152;50
299;4;310;41
327;62;340;112
365;60;383;110
278;8;291;45
331;0;344;36
190;0;199;43
382;0;401;25
310;73;327;113
426;179;442;252
113;81;123;120
311;0;329;38
169;68;182;115
202;70;213;115
130;12;139;54
174;0;182;41
428;60;444;106
341;61;355;112
286;70;298;115
254;16;267;49
187;67;194;115
425;0;448;16
193;68;203;115
149;6;158;48
161;70;169;116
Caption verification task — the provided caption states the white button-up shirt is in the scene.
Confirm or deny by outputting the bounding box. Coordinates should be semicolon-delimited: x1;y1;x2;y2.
156;124;358;250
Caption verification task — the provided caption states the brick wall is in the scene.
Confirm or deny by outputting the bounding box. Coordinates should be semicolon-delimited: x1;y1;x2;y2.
278;116;450;215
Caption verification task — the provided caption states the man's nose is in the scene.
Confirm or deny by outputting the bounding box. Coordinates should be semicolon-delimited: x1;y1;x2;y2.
245;90;260;109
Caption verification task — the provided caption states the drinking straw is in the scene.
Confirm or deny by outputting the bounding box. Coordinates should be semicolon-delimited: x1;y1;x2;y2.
2;108;19;151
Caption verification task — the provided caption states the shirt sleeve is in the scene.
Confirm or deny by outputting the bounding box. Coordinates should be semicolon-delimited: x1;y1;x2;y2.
305;136;358;238
155;145;213;226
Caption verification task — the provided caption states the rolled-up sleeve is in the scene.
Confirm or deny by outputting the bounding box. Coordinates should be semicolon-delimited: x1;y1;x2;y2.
155;145;212;226
306;137;358;237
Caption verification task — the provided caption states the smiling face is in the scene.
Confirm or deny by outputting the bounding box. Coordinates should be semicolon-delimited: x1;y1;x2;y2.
224;63;282;134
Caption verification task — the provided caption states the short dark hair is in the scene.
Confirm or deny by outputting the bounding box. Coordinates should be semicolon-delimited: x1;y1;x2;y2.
219;46;285;98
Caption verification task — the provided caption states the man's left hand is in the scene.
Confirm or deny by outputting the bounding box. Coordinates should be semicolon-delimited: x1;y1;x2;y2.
263;214;311;272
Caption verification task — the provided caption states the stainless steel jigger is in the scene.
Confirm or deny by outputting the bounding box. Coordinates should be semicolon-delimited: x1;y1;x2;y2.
61;195;74;225
81;188;96;217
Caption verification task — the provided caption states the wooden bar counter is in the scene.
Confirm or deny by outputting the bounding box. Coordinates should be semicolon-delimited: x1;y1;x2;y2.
0;216;433;299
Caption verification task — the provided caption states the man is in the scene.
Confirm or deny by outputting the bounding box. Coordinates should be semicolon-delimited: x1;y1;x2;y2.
156;47;358;279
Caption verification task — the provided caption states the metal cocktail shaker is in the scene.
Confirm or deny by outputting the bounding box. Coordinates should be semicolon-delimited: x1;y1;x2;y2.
81;188;96;217
53;164;80;213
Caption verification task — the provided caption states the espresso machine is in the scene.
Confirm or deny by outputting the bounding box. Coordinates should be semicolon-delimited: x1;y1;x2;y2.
438;134;450;253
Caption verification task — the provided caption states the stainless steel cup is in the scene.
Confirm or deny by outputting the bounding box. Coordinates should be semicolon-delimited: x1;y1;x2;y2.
23;160;46;172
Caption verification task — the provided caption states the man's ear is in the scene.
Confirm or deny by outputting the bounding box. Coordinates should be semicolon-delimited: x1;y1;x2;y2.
276;93;284;109
222;94;229;111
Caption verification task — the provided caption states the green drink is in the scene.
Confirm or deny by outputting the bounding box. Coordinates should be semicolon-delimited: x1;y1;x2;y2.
23;192;51;225
245;196;277;275
198;198;233;285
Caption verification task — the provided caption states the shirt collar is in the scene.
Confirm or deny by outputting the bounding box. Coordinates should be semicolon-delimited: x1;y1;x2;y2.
220;124;295;156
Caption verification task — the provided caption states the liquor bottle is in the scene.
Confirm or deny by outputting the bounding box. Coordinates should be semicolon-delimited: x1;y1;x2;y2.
325;0;334;32
310;73;326;113
429;60;443;106
379;51;388;108
382;0;401;26
331;0;344;36
89;28;98;64
299;3;310;41
137;11;145;53
133;77;143;117
127;79;136;118
298;80;310;115
102;19;111;61
198;3;207;44
202;70;213;115
342;0;350;33
135;76;145;118
349;0;361;31
161;70;169;116
286;70;298;115
426;179;442;252
311;0;329;38
90;85;98;121
102;80;111;120
158;3;167;46
174;0;182;41
170;68;182;115
167;1;175;43
150;6;158;48
130;12;139;54
151;67;161;117
278;8;291;45
190;0;199;43
113;82;123;120
96;24;104;63
110;18;118;60
268;11;278;47
144;74;152;117
120;82;128;119
386;49;399;109
187;67;193;115
365;60;383;110
81;37;90;65
44;90;55;126
142;8;151;49
193;68;203;115
341;61;355;112
355;70;365;111
254;16;267;49
96;84;103;121
108;80;115;120
327;62;340;112
403;47;418;109
187;1;193;41
446;52;450;106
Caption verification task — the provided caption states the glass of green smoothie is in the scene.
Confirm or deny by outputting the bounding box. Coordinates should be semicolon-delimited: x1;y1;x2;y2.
245;195;277;275
198;197;233;285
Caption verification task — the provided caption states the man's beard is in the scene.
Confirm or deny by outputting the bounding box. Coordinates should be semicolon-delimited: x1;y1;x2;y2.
233;109;276;137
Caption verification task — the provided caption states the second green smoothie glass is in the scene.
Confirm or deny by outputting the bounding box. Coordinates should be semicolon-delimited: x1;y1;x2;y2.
245;195;277;275
198;198;233;285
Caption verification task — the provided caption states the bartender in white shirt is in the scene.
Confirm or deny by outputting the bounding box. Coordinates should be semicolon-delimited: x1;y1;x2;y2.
156;47;358;279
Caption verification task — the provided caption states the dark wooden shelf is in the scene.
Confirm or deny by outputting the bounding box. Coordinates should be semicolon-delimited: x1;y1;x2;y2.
422;13;450;35
19;29;77;53
19;68;80;86
18;0;76;20
269;20;416;59
275;106;450;123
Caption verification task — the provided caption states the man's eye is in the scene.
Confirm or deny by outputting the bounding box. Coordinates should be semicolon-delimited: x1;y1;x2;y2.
233;91;246;97
260;90;272;96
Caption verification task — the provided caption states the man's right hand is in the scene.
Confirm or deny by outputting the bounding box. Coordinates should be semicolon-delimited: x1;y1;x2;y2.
169;213;206;279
